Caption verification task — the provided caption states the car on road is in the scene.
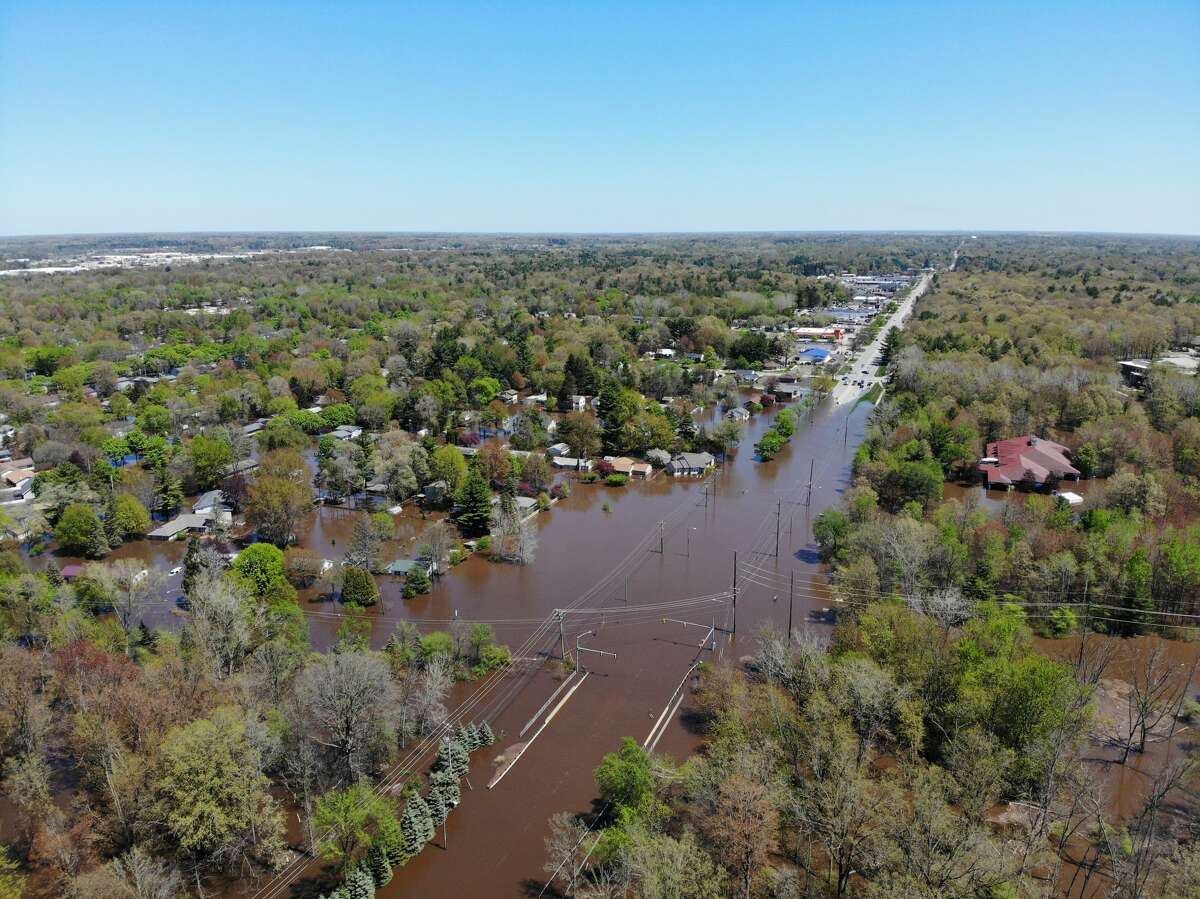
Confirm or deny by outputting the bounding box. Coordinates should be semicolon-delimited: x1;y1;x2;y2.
169;566;183;576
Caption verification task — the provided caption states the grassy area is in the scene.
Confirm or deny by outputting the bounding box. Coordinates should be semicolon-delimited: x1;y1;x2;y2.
853;382;883;409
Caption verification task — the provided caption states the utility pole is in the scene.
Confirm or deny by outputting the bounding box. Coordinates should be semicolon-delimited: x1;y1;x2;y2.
556;610;566;661
687;526;696;557
656;520;664;554
624;575;629;606
788;570;794;640
806;458;815;508
731;550;738;634
575;631;616;674
774;498;781;558
1076;572;1091;670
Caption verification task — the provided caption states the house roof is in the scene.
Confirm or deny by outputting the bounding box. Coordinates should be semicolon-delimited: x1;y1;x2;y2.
979;435;1079;486
671;452;714;469
147;513;213;539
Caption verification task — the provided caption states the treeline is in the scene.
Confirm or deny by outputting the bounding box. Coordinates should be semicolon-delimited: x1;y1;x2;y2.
545;603;1200;897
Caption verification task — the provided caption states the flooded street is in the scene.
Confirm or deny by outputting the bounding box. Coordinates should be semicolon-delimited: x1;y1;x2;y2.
255;398;875;899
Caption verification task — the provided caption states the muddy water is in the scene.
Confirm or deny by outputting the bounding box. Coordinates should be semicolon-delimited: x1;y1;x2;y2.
224;399;876;899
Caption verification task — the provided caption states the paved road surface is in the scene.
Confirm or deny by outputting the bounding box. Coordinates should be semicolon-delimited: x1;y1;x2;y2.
830;269;933;406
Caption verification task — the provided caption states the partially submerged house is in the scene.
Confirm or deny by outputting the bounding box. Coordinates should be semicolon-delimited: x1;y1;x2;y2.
148;512;214;540
667;452;715;477
606;456;653;478
978;436;1080;490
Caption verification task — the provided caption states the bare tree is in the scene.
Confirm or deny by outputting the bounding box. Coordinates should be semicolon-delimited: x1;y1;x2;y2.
291;651;400;787
543;811;592;897
419;520;456;575
87;560;163;655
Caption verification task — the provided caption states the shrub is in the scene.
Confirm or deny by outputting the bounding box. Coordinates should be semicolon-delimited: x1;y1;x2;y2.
605;474;629;487
580;472;598;483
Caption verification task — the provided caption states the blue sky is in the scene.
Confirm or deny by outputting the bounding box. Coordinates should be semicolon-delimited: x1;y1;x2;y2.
1;1;1197;235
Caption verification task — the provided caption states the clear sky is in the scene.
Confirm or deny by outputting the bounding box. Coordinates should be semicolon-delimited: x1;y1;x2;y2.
1;1;1197;236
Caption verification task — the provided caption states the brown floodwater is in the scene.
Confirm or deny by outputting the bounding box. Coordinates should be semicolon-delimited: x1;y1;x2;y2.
26;399;1191;898
217;399;874;899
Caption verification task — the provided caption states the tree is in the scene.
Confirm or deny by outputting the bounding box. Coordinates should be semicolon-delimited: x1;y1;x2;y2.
55;503;108;557
155;707;285;877
292;651;400;785
89;559;163;654
403;567;432;598
232;542;288;596
187;434;234;491
430;445;468;494
342;567;380;607
110;492;151;540
703;775;778;899
185;570;252;679
559;412;601;461
455;468;493;537
246;449;314;546
594;737;654;814
400;793;433;858
364;842;393;888
344;515;383;571
313;783;399;873
152;463;184;517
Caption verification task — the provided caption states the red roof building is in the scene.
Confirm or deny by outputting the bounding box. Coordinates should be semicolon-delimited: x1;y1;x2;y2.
978;435;1080;488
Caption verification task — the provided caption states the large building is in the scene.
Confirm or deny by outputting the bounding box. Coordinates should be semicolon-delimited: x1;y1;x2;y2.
978;436;1080;489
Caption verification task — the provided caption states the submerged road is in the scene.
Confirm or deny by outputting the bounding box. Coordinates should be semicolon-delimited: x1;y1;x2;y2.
244;272;944;899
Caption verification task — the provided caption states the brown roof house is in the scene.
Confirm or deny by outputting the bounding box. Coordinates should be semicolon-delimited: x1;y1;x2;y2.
978;435;1080;489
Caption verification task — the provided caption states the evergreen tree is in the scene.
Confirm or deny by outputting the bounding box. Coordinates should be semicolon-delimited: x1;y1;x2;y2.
153;463;184;517
479;720;496;745
455;468;493;537
431;767;461;809
461;722;482;752
598;379;624;454
427;786;448;826
401;794;432;857
345;864;375;899
364;843;392;887
449;738;470;778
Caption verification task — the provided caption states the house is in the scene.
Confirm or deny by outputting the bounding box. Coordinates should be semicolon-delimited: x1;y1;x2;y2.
147;513;213;540
607;456;653;478
523;393;548;407
330;424;363;441
567;395;588;412
735;370;759;384
499;389;520;405
192;490;225;515
547;442;571;457
725;406;751;422
655;348;677;359
771;383;811;403
978;436;1080;489
667;452;715;476
241;418;269;437
422;480;450;506
685;352;705;362
59;564;85;580
1119;354;1200;387
552;456;594;471
225;458;259;476
1055;491;1084;506
385;559;436;578
0;477;34;505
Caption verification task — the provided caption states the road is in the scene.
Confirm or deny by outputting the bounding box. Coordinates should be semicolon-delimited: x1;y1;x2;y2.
830;268;935;407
